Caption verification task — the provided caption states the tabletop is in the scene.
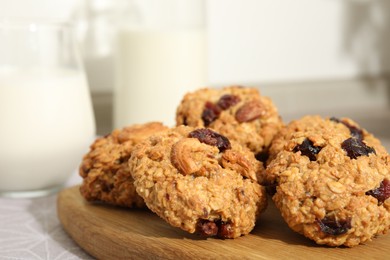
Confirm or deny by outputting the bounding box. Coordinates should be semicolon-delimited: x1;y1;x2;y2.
0;171;93;260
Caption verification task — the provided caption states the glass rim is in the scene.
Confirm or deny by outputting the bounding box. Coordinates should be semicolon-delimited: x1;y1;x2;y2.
0;17;73;29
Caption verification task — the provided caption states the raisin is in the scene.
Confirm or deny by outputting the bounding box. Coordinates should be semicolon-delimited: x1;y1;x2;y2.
189;128;231;152
330;117;363;140
217;220;234;239
293;138;322;161
341;137;376;159
366;179;390;204
317;216;351;236
201;102;221;127
201;95;240;126
196;219;218;237
196;219;234;239
348;125;363;140
217;94;241;110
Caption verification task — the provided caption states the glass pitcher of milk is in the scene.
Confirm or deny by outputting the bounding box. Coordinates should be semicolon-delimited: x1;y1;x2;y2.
113;0;207;128
0;19;96;198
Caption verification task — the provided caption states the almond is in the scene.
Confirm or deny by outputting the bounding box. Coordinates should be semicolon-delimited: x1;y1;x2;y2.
235;100;265;123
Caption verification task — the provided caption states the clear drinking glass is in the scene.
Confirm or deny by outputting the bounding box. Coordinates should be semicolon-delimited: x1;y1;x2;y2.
0;19;96;198
113;0;207;128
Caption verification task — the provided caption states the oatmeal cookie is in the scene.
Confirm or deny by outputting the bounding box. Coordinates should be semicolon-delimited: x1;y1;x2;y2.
266;115;390;247
79;122;168;207
129;126;267;238
176;86;283;159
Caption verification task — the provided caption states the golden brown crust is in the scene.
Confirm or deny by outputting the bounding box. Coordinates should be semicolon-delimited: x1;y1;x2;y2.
175;86;284;155
266;115;390;247
129;126;267;238
79;122;168;207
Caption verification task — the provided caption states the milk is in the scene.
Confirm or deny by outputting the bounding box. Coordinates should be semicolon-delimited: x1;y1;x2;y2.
0;68;95;192
114;28;207;128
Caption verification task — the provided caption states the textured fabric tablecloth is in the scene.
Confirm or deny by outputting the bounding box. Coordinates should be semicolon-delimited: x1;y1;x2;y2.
0;171;93;260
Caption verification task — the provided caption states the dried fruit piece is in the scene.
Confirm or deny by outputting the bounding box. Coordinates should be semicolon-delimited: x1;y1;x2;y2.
202;102;221;126
189;128;231;152
293;138;322;161
217;94;241;110
341;137;376;159
196;219;218;237
347;125;363;140
195;219;234;239
366;179;390;204
235;100;265;123
330;117;363;140
201;95;240;126
317;216;351;236
217;220;234;239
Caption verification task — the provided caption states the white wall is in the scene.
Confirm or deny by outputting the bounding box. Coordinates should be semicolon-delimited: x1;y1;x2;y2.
1;0;390;88
209;0;390;85
0;0;79;20
208;0;390;85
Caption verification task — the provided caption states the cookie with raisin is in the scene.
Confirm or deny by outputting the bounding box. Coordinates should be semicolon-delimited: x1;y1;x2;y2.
266;115;390;247
79;122;168;207
176;86;283;162
129;126;267;238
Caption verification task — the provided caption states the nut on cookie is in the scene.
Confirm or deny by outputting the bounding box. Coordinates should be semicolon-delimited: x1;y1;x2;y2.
129;126;267;238
175;86;283;160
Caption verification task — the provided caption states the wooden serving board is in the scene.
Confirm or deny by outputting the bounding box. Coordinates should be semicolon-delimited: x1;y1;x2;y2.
57;186;390;259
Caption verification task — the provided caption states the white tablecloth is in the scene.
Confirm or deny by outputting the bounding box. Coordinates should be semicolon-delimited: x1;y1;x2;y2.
0;171;93;260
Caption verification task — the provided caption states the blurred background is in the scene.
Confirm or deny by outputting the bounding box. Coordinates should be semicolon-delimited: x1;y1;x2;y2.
1;0;389;147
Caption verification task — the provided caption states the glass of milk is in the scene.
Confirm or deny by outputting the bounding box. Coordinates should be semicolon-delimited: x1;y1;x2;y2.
113;0;207;128
0;19;96;198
